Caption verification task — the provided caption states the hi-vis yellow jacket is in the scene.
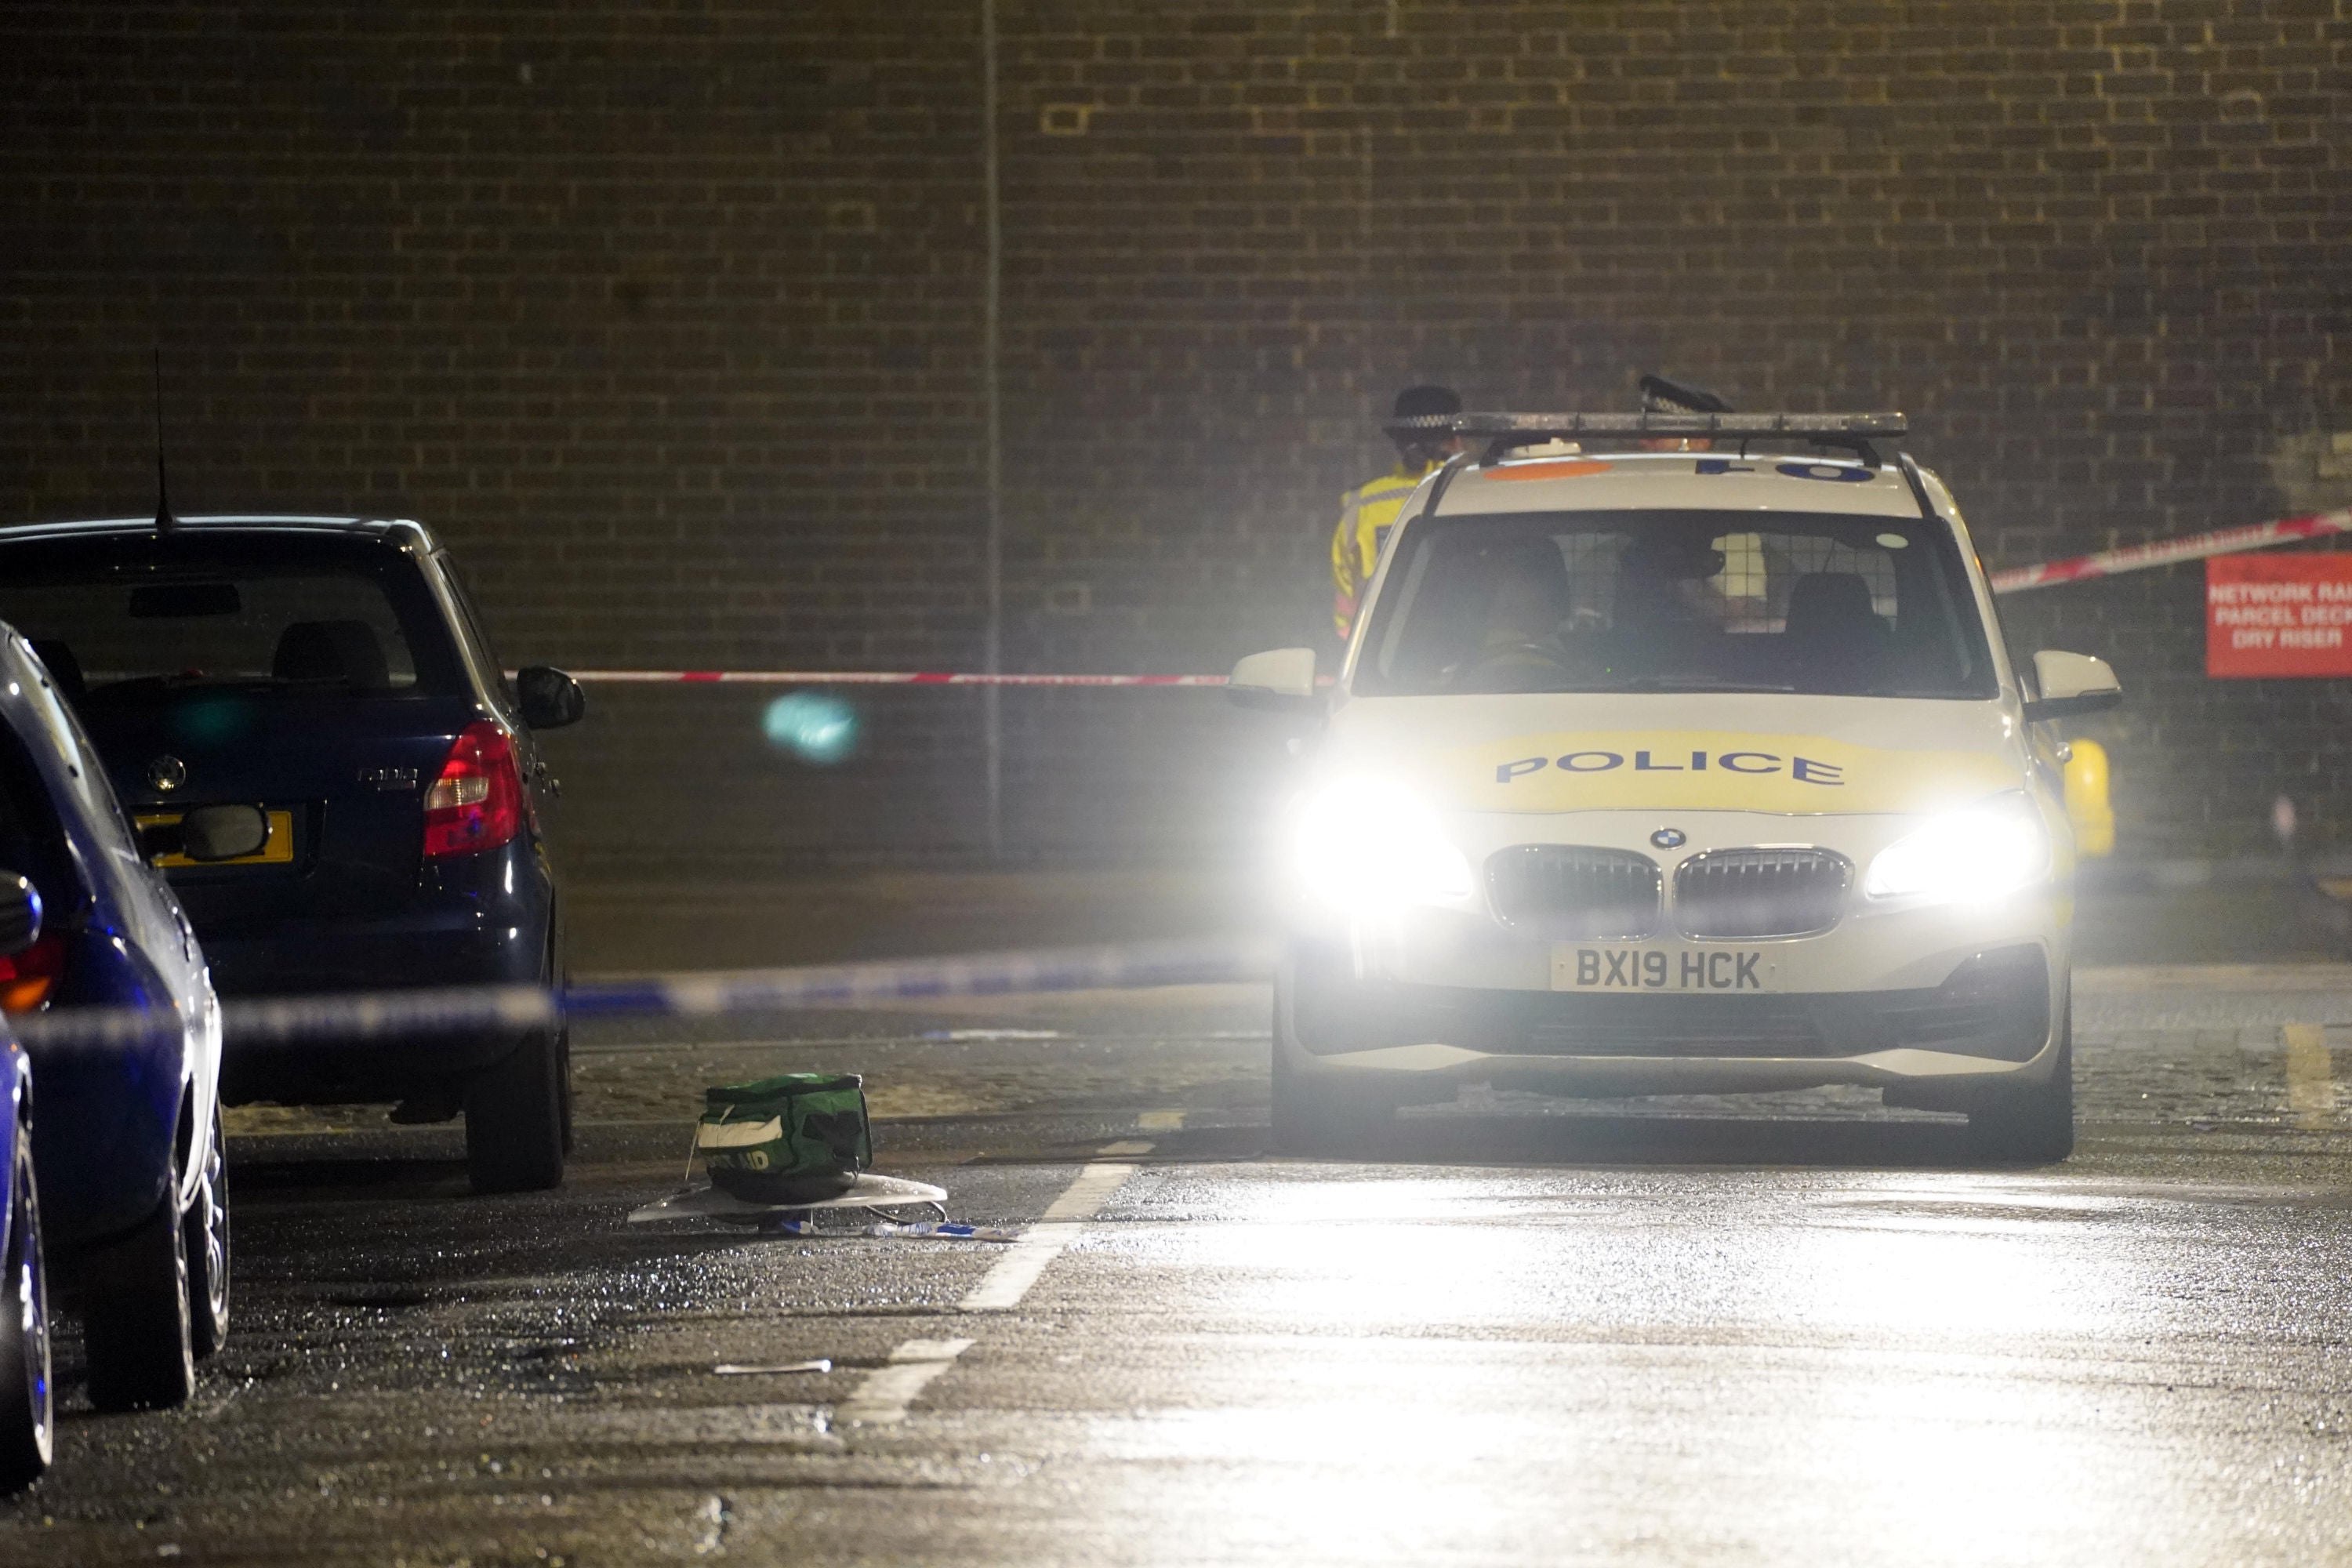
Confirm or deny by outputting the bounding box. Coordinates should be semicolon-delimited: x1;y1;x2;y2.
1330;460;1438;639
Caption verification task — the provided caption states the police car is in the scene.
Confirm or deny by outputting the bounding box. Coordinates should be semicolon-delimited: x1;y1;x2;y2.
1231;412;2119;1162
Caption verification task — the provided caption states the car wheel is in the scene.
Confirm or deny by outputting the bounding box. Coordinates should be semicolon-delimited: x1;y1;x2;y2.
183;1102;230;1360
1271;969;1396;1156
0;1113;53;1492
465;1027;567;1195
1966;1010;2075;1164
557;1023;575;1158
83;1178;196;1414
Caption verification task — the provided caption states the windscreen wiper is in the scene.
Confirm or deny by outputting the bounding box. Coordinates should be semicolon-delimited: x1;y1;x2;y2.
1614;677;1798;694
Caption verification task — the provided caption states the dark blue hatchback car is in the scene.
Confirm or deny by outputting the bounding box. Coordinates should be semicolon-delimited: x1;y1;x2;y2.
1;1005;49;1490
0;517;584;1194
0;626;237;1417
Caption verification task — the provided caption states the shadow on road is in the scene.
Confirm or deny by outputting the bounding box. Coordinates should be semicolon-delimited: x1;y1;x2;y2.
1159;1111;2034;1171
231;1156;475;1196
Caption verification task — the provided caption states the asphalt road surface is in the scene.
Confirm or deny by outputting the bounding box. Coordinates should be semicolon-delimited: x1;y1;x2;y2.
7;966;2352;1566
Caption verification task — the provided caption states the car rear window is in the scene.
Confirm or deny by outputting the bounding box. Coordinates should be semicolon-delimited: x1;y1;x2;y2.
1356;508;1999;699
0;534;464;702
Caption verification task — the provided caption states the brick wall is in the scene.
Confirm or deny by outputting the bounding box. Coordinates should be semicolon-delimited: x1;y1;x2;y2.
4;1;2349;872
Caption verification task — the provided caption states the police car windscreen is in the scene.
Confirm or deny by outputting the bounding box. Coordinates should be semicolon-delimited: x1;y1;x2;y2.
1357;510;1998;699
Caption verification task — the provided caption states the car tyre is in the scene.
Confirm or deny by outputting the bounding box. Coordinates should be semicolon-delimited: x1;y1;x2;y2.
1965;1011;2074;1164
1271;972;1396;1156
183;1102;230;1359
465;1027;567;1195
83;1181;196;1414
0;1114;53;1492
557;1022;575;1158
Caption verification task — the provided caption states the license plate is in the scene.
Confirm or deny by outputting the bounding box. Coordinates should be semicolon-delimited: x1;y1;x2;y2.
135;809;297;868
1553;945;1780;993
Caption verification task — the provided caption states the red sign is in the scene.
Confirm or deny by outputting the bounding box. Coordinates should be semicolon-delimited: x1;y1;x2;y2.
2207;554;2352;677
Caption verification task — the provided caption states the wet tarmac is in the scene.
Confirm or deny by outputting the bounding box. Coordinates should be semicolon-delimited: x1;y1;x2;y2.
6;968;2352;1565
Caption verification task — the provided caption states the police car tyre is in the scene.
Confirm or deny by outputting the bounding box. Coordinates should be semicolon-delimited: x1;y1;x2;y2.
1270;1042;1396;1156
1271;971;1398;1156
0;1116;53;1491
465;1025;567;1195
1964;1013;2074;1164
183;1102;230;1359
82;1182;196;1413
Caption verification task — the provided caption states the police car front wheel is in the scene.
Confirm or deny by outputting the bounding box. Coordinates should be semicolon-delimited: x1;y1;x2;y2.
1270;1040;1397;1156
1962;1015;2074;1165
1271;969;1401;1156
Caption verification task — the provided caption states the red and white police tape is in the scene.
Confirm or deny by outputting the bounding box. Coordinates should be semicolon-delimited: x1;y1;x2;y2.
1985;506;2352;594
548;508;2352;687
569;670;1233;687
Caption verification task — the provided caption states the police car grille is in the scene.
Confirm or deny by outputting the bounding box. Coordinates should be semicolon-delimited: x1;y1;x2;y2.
1674;848;1852;939
1486;845;1661;939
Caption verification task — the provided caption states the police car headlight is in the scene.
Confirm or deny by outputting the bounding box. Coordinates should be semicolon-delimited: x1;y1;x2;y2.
1864;795;2049;904
1288;777;1472;912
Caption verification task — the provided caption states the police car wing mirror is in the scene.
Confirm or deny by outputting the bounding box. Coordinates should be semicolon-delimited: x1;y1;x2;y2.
1225;648;1320;711
2024;650;2121;723
0;873;39;956
516;666;587;730
178;804;271;862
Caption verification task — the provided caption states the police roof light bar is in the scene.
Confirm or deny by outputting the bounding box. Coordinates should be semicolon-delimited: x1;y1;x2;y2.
1384;410;1907;445
1388;411;1907;468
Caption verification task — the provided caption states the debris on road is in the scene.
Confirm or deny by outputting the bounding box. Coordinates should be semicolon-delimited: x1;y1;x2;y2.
626;1172;950;1226
697;1072;873;1202
761;1219;1018;1243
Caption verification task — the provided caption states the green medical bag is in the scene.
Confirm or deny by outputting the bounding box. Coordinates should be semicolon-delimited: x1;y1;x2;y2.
695;1073;873;1203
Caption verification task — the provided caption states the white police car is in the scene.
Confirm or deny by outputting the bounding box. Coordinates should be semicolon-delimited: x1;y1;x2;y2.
1232;412;2118;1161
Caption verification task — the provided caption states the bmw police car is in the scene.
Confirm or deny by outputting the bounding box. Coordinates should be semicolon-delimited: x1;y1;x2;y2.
1231;412;2119;1162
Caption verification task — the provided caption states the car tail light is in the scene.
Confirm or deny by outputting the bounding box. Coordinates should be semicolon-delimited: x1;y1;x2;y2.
0;933;65;1014
423;720;525;858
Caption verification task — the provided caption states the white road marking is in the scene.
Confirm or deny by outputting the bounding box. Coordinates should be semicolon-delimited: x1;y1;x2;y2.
837;1338;976;1425
959;1145;1148;1312
1137;1109;1187;1131
2283;1023;2339;1129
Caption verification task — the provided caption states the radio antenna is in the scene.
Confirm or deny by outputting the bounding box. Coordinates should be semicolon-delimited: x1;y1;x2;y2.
152;347;178;535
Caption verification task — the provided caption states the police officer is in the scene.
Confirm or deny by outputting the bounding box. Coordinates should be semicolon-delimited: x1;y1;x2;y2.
1330;384;1463;641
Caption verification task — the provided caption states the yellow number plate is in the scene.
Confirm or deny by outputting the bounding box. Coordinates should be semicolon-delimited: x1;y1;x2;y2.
135;809;296;868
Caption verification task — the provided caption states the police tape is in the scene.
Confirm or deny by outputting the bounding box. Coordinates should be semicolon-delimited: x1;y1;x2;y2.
1986;508;2352;593
566;670;1237;687
6;936;1276;1054
546;509;2352;688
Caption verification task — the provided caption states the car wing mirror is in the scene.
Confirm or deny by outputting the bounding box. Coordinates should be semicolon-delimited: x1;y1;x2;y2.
1225;648;1322;713
176;804;271;863
0;873;40;956
2024;650;2122;723
516;666;588;730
